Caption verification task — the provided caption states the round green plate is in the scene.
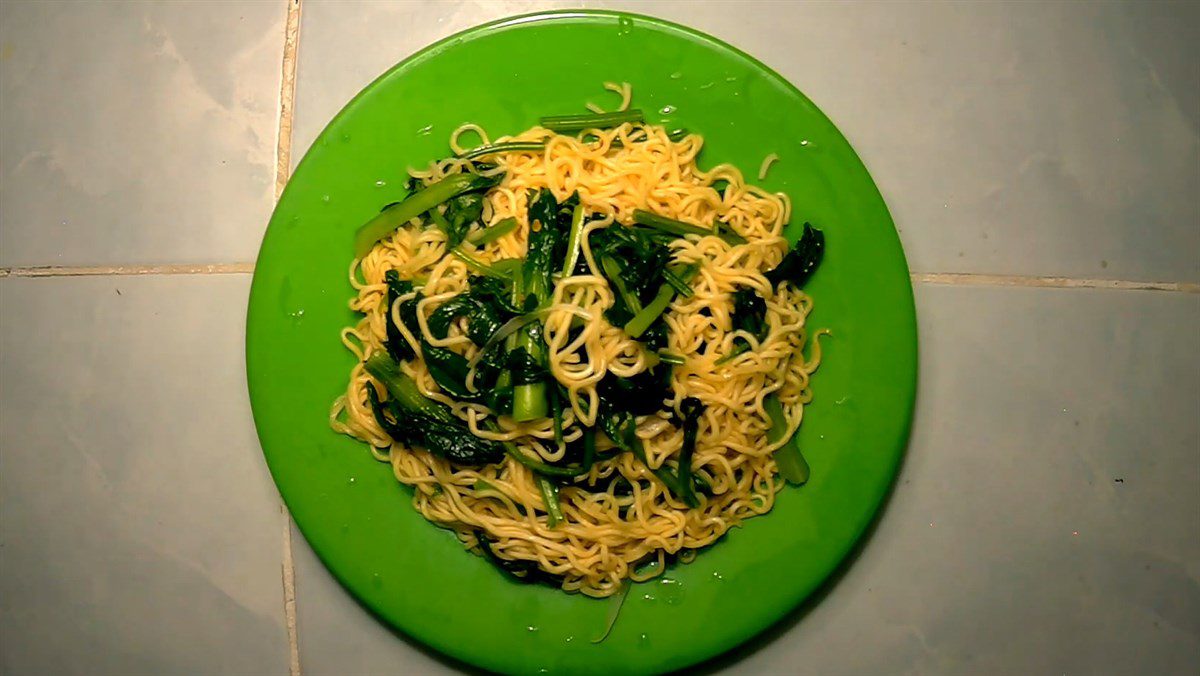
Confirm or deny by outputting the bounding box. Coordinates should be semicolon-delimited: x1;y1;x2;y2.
247;10;916;675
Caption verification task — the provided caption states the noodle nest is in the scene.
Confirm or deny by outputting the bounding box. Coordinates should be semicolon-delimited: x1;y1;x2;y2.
331;109;823;597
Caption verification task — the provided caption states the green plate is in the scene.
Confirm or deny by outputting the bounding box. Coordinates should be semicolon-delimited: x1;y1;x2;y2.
247;10;916;675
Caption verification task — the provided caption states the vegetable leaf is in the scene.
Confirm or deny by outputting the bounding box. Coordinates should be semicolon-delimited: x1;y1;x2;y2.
364;353;502;465
383;270;415;362
764;222;824;289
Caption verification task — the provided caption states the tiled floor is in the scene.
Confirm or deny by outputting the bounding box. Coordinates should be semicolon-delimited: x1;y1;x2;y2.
1;2;1197;675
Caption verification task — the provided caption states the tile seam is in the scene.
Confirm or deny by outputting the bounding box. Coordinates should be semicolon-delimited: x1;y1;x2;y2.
274;1;303;675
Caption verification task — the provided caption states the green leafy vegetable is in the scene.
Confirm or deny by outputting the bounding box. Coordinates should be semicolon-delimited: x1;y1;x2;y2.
467;216;518;246
427;294;502;347
450;249;515;280
765;395;810;485
540;109;644;133
560;203;586;276
510;190;578;421
364;353;502;465
718;287;769;364
624;263;699;338
765;222;825;289
439;192;485;248
383;270;415;363
537;476;564;528
457;141;546;161
600;410;698;507
633;209;745;247
590;224;673;327
675;398;705;507
354;172;501;257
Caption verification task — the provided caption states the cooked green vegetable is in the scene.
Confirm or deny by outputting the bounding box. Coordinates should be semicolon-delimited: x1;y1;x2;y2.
458;141;546;161
353;172;500;257
624;264;699;338
467;216;518;246
540;109;644;133
364;353;502;465
632;209;713;238
765;394;810;485
633;209;745;247
765;222;825;289
383;270;415;363
450;249;515;280
440;192;485;248
600;410;698;507
537;476;564;528
510;190;578;421
675;398;705;507
427;294;501;347
560;203;586;276
718;287;769;364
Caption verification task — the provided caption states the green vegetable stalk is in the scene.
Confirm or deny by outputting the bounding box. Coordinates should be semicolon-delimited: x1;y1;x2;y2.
623;264;699;338
353;173;500;258
540;109;644;133
765;395;810;485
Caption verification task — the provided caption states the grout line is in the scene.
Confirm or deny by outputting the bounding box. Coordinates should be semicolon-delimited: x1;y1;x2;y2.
911;272;1200;294
0;263;254;278
281;510;301;676
276;1;304;675
275;0;302;203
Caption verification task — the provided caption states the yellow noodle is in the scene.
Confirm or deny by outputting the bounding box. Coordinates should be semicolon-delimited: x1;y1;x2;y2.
758;152;779;180
332;117;823;598
585;81;633;114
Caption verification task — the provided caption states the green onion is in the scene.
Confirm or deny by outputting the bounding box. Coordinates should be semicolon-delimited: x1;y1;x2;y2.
467;217;518;246
537;476;563;528
560;203;586;276
541;109;644;133
765;395;810;485
458;141;545;161
354;173;497;258
657;352;686;365
624;264;698;338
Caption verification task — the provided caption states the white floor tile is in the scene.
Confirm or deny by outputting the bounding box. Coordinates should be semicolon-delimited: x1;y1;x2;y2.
0;275;289;675
0;2;285;267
